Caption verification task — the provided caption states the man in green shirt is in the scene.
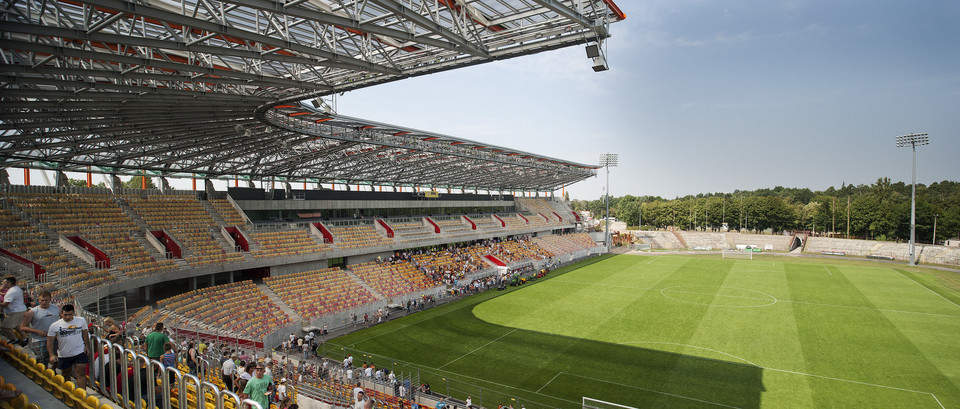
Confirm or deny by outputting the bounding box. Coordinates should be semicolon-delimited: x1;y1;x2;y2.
144;322;171;361
242;363;273;409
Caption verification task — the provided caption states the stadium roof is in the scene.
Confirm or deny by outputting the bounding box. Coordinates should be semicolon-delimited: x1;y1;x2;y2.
0;0;624;191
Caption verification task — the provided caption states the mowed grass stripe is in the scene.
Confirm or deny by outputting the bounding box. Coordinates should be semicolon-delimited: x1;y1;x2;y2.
329;254;960;408
688;259;817;408
785;262;957;407
618;257;760;408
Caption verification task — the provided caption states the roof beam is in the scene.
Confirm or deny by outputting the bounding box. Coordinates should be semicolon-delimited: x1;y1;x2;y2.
529;0;595;28
77;0;400;74
365;0;489;57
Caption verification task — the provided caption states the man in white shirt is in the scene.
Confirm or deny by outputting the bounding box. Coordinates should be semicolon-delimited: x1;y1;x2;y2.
1;277;28;345
222;353;238;392
352;382;364;403
276;378;288;402
47;304;92;389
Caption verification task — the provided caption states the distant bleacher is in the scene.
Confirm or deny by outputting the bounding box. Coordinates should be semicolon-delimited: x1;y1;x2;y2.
156;280;291;338
264;267;377;318
329;224;393;249
250;229;329;258
209;198;249;226
531;233;597;256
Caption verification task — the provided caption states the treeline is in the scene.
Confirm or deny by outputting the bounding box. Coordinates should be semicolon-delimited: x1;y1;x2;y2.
571;179;960;243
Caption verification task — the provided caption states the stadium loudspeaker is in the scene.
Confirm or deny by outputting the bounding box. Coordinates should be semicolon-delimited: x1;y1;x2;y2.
592;55;609;72
586;44;601;58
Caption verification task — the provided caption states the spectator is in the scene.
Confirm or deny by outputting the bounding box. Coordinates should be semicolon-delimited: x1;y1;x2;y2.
186;341;199;375
102;317;122;345
241;363;273;409
354;390;373;409
18;290;58;367
222;352;238;392
1;277;28;345
161;342;176;368
276;378;288;402
47;304;91;389
144;322;170;361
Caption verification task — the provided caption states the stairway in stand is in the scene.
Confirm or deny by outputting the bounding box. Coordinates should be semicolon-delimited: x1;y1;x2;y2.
256;283;302;323
344;269;384;299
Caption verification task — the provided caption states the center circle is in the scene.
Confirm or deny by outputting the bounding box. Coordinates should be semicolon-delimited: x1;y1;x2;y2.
660;285;778;307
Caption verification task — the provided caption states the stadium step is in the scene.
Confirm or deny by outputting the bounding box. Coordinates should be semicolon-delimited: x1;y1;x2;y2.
344;269;384;299
256;283;302;322
672;230;688;248
114;197;151;230
130;230;167;260
200;199;227;225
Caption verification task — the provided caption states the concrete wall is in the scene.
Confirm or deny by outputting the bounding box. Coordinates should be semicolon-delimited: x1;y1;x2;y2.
270;259;330;276
346;251;392;265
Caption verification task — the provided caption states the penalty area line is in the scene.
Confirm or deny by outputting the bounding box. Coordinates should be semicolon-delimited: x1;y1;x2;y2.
439;328;517;369
559;372;740;408
893;269;960;311
763;367;944;408
537;371;563;393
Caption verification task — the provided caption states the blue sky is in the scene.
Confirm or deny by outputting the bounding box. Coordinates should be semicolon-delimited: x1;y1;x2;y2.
338;0;960;200
9;1;958;200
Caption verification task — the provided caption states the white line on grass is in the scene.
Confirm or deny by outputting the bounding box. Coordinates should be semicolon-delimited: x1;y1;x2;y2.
381;356;582;405
620;341;759;366
762;367;944;408
930;393;946;409
439;328;517;369
893;269;960;310
536;371;563;393
620;341;944;408
822;265;833;276
659;286;778;308
559;372;741;408
346;299;480;348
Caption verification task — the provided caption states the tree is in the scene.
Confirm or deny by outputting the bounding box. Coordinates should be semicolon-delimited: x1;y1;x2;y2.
67;178;105;188
123;176;156;189
579;179;958;240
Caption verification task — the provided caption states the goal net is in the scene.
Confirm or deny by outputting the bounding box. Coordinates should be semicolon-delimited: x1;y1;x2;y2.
583;397;638;409
722;249;753;260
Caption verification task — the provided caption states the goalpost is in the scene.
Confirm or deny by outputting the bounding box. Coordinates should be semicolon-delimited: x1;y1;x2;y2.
583;397;638;409
722;249;753;260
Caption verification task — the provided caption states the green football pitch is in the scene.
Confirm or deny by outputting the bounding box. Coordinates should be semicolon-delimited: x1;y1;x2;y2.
327;254;960;408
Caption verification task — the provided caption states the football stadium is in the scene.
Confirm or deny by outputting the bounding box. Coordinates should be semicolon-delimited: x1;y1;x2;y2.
1;1;959;409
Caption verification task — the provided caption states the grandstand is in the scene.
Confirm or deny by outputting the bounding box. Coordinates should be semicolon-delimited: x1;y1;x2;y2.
329;223;394;249
264;267;377;320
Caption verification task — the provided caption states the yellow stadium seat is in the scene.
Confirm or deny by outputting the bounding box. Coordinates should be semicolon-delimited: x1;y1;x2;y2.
82;395;99;409
55;380;73;402
9;393;28;409
70;387;87;409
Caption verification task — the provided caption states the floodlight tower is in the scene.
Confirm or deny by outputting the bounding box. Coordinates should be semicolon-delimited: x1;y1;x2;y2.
599;153;618;252
896;132;929;265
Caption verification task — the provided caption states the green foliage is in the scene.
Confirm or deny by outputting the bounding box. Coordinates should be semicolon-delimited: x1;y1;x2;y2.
67;178;105;188
123;175;156;189
588;179;959;242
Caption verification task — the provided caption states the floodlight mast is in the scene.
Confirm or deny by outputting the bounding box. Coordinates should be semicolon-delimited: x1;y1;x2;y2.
599;153;618;252
895;132;929;265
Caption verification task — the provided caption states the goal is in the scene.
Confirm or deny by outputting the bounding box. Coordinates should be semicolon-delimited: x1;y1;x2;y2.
722;249;753;260
583;397;638;409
